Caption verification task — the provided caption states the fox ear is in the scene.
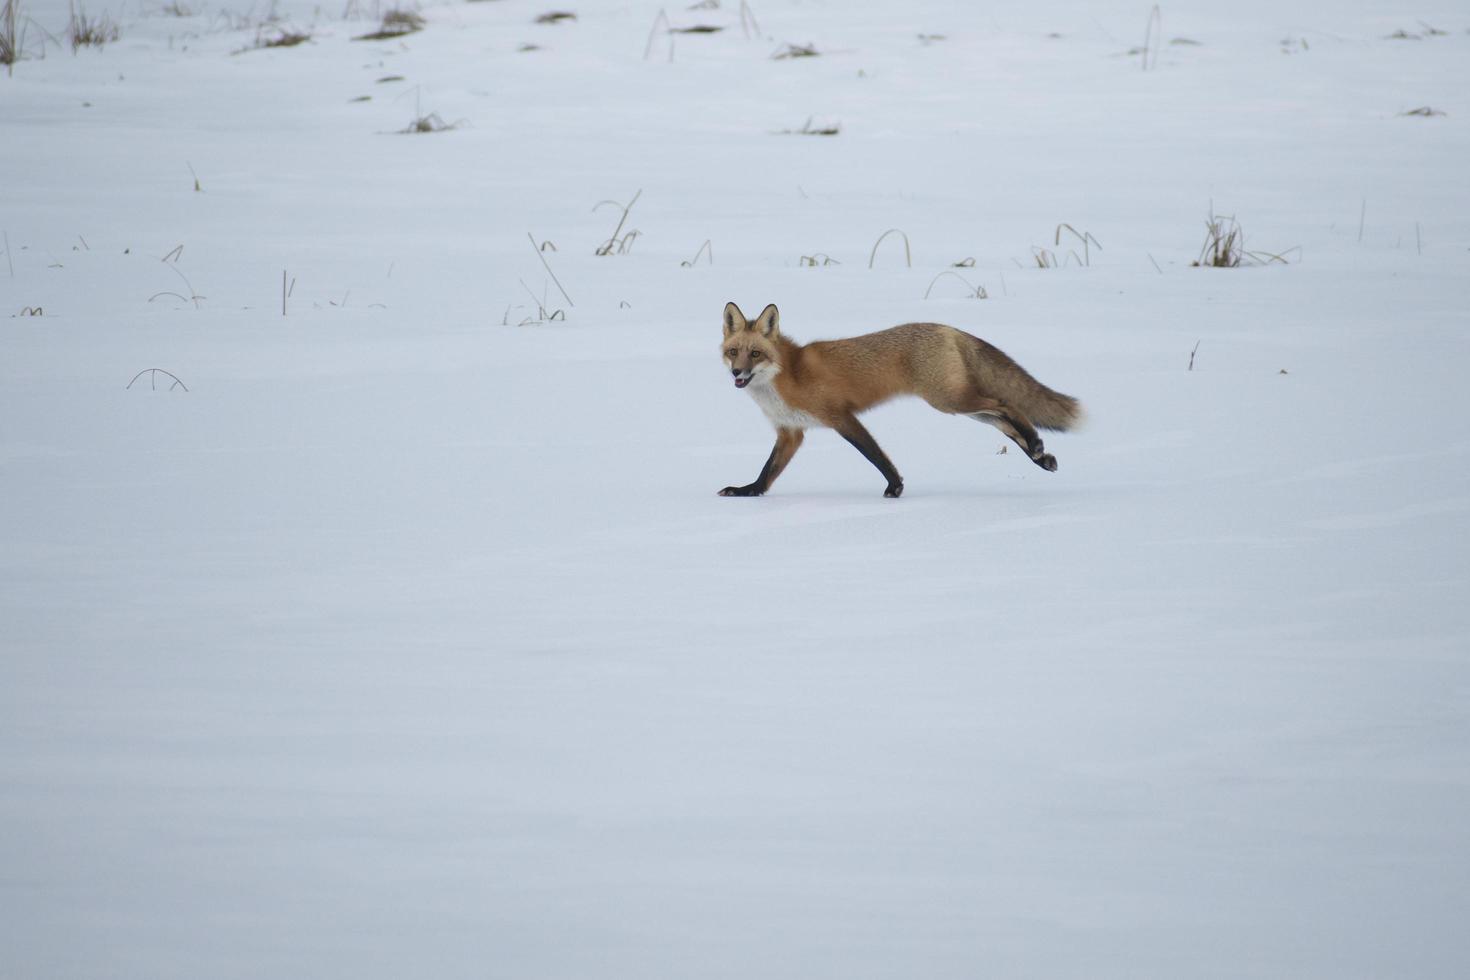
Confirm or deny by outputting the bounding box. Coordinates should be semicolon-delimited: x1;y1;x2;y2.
754;304;780;337
722;302;748;336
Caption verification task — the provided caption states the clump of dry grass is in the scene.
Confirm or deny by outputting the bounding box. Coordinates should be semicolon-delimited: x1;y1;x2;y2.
401;112;455;133
382;8;423;30
773;41;818;59
778;116;839;136
1386;23;1448;40
240;28;311;51
2;0;23;73
535;11;575;24
1193;212;1243;267
354;6;424;40
1401;106;1445;117
1190;209;1297;267
68;3;119;51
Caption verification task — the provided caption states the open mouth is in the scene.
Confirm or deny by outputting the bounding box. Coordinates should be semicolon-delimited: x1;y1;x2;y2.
734;376;750;389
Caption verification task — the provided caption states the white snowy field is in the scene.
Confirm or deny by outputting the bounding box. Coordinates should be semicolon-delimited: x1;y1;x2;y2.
3;1;1470;977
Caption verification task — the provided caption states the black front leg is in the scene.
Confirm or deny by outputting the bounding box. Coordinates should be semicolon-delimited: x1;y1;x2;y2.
835;414;904;497
719;429;804;497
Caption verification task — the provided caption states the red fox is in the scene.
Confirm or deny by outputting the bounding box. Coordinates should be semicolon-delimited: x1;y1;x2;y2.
719;302;1083;497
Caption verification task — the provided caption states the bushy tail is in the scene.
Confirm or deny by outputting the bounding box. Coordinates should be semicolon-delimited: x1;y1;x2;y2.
964;335;1084;432
1019;378;1083;431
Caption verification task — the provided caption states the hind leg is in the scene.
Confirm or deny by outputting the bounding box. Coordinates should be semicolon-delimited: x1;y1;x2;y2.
921;385;1058;472
970;408;1055;471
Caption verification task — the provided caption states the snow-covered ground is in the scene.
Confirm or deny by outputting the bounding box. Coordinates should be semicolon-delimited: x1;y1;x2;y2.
4;1;1469;977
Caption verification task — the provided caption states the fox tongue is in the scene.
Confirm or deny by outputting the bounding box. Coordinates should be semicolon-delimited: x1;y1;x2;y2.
734;377;749;388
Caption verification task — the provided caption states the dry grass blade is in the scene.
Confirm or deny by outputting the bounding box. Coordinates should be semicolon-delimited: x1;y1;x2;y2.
1054;223;1102;266
536;11;576;24
593;189;642;256
514;278;567;325
681;240;713;267
127;368;189;392
868;228;911;269
526;232;574;307
1140;4;1161;70
1242;247;1301;265
159;261;204;308
923;270;987;299
643;8;669;60
1401;106;1445;117
800;253;838;266
739;0;760;39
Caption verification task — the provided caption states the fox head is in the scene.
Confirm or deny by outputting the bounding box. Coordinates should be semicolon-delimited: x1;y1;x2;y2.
721;302;782;389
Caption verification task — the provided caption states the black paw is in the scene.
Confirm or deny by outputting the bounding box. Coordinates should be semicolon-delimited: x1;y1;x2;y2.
718;485;763;497
1034;453;1058;472
883;481;904;498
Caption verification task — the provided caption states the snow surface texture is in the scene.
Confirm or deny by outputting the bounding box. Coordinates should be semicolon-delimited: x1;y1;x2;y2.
3;1;1469;977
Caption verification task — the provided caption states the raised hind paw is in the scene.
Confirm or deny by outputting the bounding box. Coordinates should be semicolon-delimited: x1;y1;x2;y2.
1033;453;1057;472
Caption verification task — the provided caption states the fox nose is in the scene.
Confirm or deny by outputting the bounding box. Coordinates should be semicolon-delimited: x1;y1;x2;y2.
731;367;742;376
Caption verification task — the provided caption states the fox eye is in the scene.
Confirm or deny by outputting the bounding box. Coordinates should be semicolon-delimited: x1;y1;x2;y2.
726;348;737;358
750;350;762;359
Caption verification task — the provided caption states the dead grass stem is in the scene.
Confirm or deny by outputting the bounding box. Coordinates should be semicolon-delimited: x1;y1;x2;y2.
593;190;642;256
867;228;911;269
923;270;987;299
